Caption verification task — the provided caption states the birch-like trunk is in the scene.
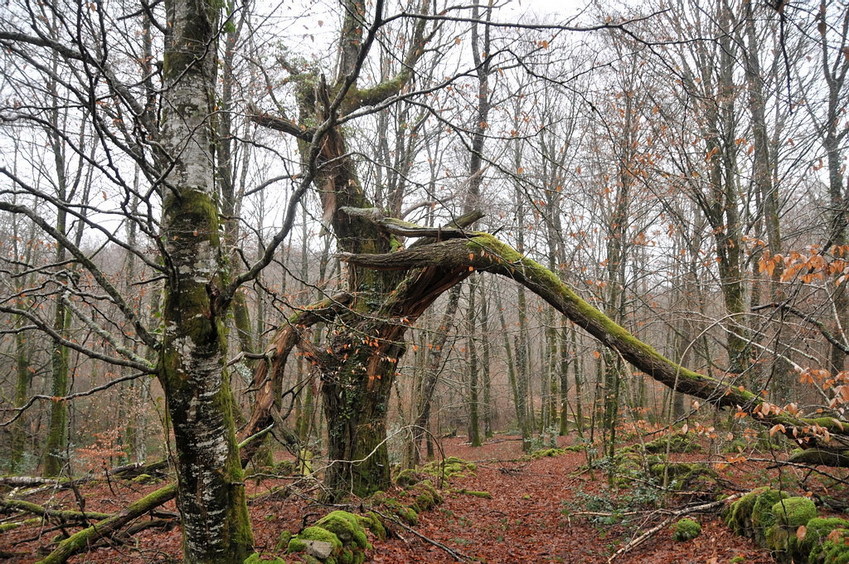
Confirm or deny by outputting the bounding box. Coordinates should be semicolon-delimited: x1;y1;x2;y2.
159;0;252;560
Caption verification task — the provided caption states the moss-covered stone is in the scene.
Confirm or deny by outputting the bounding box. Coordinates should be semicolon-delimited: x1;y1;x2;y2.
766;497;818;556
421;456;476;481
751;489;789;545
815;528;849;564
357;511;386;541
314;511;370;550
288;525;342;553
800;519;849;563
276;530;293;552
673;518;702;541
394;468;424;487
243;553;286;564
642;433;701;454
773;497;817;529
648;462;718;490
459;489;492;499
724;487;787;540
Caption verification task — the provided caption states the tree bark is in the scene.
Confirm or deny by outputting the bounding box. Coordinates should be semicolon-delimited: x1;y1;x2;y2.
158;0;252;560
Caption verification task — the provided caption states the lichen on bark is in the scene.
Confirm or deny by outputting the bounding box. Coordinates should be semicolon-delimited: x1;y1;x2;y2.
157;0;253;560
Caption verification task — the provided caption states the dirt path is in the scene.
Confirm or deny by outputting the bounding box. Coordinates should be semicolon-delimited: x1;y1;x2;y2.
369;436;775;563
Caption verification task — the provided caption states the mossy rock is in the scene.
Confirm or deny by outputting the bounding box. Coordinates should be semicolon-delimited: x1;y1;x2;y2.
764;497;817;560
357;511;386;541
396;505;418;525
314;511;370;550
816;528;849;564
379;497;419;526
750;489;790;545
276;530;293;552
803;520;849;564
459;489;492;499
287;511;372;563
772;497;817;529
724;487;786;539
394;468;425;487
530;448;565;459
672;518;702;542
410;480;443;512
787;517;849;562
649;462;718;491
642;434;701;454
274;460;297;476
422;456;476;481
287;525;342;553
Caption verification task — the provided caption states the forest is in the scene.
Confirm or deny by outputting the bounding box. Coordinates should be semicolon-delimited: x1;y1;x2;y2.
1;0;849;562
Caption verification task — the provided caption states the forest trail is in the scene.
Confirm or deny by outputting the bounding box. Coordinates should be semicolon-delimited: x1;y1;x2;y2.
0;435;777;563
367;436;775;563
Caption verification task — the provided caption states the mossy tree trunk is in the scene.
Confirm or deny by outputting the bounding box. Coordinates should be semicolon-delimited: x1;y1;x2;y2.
158;0;252;560
252;0;433;499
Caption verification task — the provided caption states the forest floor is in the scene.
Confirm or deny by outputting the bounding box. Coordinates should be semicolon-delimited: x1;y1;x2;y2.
0;433;799;563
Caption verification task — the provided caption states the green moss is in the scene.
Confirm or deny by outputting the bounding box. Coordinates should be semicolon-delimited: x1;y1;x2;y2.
530;448;565;459
243;553;286;564
642;434;701;454
724;488;779;538
314;511;370;550
818;528;849;564
421;456;476;481
131;473;156;484
751;489;789;545
798;519;849;563
395;468;424;487
287;525;342;553
564;443;588;452
773;497;817;529
649;461;718;492
459;489;492;499
673;518;702;542
276;531;293;552
358;511;386;541
397;505;418;525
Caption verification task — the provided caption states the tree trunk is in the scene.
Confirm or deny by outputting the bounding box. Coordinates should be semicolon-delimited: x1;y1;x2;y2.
158;0;252;560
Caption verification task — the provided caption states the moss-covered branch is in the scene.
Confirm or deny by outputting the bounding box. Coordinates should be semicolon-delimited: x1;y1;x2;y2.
340;233;849;454
0;499;110;522
340;0;433;114
37;484;176;564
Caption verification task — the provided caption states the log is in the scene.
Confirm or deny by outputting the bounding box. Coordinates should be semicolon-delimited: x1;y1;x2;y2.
37;484;176;564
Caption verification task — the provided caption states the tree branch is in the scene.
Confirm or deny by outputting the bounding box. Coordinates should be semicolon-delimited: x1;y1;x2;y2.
339;233;849;454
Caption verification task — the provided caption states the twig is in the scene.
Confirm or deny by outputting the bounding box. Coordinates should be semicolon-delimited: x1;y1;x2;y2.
372;509;471;562
607;492;744;563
